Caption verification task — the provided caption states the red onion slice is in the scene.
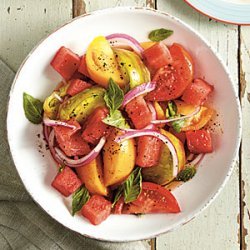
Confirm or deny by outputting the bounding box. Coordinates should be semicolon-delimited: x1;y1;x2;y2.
186;154;204;167
106;33;144;57
115;130;179;177
54;136;106;168
121;82;156;108
47;129;63;165
43;116;78;129
120;124;155;132
43;124;50;143
151;106;201;125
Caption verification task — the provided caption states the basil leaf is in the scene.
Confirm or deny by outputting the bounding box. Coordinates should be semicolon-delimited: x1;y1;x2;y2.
102;110;129;129
149;28;173;42
124;167;142;204
71;185;90;216
112;185;124;208
176;166;196;182
23;92;43;124
172;118;186;133
104;78;124;114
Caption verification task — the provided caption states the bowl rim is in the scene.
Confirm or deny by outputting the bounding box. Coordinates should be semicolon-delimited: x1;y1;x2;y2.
6;6;242;242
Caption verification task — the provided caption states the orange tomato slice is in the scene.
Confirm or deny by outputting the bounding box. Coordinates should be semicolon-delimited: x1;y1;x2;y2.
174;100;215;131
140;41;156;50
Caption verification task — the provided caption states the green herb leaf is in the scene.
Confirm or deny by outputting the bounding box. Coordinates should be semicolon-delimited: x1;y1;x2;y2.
176;166;196;182
166;101;185;133
104;78;124;114
112;185;124;208
71;186;90;216
148;28;173;42
103;110;129;129
167;101;177;117
23;92;43;124
172;118;186;133
123;167;142;204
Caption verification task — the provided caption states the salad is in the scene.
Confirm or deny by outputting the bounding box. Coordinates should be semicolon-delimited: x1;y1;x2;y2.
23;29;215;225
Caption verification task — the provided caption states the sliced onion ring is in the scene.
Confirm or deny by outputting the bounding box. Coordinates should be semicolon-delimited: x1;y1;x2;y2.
54;136;106;168
151;106;201;125
48;129;63;165
121;82;156;108
120;124;155;132
43;116;78;129
43;124;50;143
186;154;204;167
115;130;179;177
106;33;144;57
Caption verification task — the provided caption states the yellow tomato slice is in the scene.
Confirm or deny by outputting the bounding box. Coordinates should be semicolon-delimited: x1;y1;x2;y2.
174;100;197;115
174;100;215;131
86;36;127;88
182;107;215;131
154;101;166;120
76;156;108;196
140;41;156;50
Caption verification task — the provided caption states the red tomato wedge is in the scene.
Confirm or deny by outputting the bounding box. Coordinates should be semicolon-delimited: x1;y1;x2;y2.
125;96;152;129
81;195;112;225
181;78;214;106
67;79;92;96
123;182;180;214
142;42;173;74
50;46;80;80
136;135;163;167
51;166;82;197
146;43;194;101
186;130;213;154
54;119;90;157
82;107;110;144
78;55;90;77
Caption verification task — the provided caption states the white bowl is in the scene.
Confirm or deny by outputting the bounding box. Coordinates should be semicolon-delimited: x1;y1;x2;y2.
7;7;242;242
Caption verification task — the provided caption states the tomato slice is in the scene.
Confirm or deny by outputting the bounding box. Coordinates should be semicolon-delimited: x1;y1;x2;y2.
54;119;90;157
82;107;110;144
186;130;213;154
123;182;180;214
142;42;173;74
140;41;156;50
125;96;152;129
50;46;80;80
174;100;215;131
183;107;215;131
86;36;127;88
181;78;214;106
81;195;112;225
136;135;163;168
51;166;82;197
66;79;92;96
146;43;194;101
